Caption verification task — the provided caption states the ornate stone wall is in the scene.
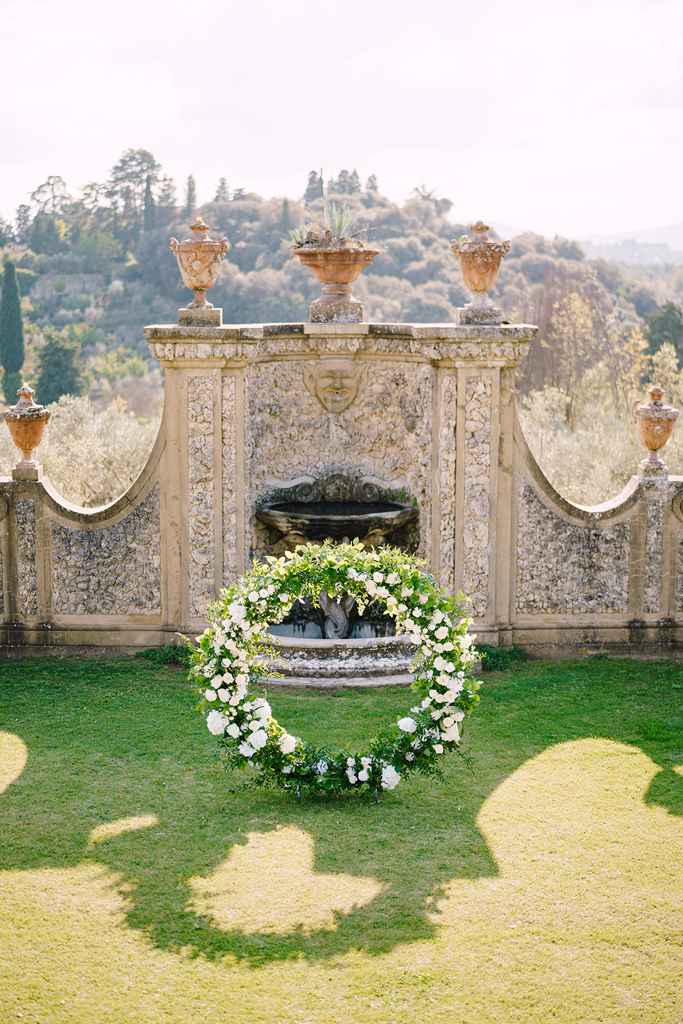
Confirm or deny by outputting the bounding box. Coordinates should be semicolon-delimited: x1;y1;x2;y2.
187;376;216;619
247;355;433;560
515;483;631;615
0;319;680;652
437;371;457;590
462;376;493;618
15;499;38;617
50;485;161;616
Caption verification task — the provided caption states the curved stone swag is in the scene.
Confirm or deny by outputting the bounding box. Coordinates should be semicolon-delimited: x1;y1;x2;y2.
0;318;681;653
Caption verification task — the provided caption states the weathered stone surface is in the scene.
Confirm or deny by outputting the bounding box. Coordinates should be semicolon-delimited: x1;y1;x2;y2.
677;531;683;612
188;376;216;619
516;483;630;615
462;376;493;617
16;499;38;616
438;371;457;590
642;484;667;615
51;485;160;615
222;374;239;585
247;358;433;560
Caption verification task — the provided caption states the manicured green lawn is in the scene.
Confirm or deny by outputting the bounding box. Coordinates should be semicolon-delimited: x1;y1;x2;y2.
0;655;682;1023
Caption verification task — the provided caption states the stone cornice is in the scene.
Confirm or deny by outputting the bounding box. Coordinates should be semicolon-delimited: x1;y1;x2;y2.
145;321;538;367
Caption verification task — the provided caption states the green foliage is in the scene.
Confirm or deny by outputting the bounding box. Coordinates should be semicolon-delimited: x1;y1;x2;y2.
478;644;529;672
0;259;25;402
135;644;190;668
142;175;156;232
646;301;683;361
36;328;84;405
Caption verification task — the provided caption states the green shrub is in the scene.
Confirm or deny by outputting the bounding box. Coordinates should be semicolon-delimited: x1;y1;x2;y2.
478;644;529;672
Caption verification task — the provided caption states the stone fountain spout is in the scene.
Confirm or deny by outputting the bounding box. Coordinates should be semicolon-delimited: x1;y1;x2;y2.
318;591;356;639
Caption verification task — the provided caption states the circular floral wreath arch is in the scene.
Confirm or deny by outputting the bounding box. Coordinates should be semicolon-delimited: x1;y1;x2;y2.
190;542;481;797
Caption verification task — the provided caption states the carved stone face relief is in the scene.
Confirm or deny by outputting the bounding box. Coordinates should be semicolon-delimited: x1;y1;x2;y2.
303;358;364;414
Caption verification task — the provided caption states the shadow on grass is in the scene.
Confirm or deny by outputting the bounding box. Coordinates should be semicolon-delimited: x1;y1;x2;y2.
0;656;681;965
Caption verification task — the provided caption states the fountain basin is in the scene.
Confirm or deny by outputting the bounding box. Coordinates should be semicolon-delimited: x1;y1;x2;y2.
265;633;417;688
256;499;417;544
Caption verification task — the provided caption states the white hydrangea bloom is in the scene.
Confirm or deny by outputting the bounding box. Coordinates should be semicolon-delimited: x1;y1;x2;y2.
279;733;297;754
207;710;227;735
250;730;268;750
381;764;401;790
397;716;417;733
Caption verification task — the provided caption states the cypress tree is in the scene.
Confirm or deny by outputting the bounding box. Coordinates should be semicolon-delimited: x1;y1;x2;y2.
214;177;230;203
0;259;25;403
143;175;156;231
36;330;83;405
183;175;197;219
280;198;292;234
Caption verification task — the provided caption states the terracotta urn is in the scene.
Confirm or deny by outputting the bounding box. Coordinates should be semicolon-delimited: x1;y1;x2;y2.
169;217;230;322
635;385;679;474
4;384;50;481
293;247;379;323
451;221;511;324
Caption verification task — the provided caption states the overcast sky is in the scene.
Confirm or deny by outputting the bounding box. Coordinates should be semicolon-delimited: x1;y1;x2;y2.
2;0;682;238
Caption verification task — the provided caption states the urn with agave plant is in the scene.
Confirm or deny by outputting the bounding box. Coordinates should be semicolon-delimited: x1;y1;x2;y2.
293;243;379;323
635;385;679;474
451;221;511;324
169;217;230;325
4;384;50;481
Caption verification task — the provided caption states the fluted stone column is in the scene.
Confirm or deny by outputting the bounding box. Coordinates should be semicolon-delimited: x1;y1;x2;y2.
145;322;257;631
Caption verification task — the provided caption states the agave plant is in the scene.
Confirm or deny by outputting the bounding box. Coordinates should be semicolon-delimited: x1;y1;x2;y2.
290;200;365;250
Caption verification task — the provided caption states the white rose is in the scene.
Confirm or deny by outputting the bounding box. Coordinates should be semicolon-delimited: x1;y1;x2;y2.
206;710;227;735
346;768;358;784
419;593;429;604
205;689;217;702
372;571;384;583
401;586;413;597
217;688;231;702
397;716;417;733
211;676;223;689
386;572;400;585
247;591;259;603
434;656;447;671
279;733;297;754
239;741;255;758
228;602;246;621
435;626;449;640
433;743;444;754
452;709;465;721
250;729;268;750
381;764;401;790
226;723;241;739
229;694;242;706
357;768;369;782
279;593;290;603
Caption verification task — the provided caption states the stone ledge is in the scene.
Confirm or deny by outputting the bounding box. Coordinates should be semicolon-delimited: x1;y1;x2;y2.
145;321;537;342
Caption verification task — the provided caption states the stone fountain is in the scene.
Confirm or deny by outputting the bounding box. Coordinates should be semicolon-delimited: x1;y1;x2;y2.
255;470;420;685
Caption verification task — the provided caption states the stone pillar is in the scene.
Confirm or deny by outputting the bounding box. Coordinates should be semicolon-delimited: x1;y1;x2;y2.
145;322;257;632
436;327;532;640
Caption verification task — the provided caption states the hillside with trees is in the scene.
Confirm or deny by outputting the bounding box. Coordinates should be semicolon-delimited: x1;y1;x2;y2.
1;147;682;505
